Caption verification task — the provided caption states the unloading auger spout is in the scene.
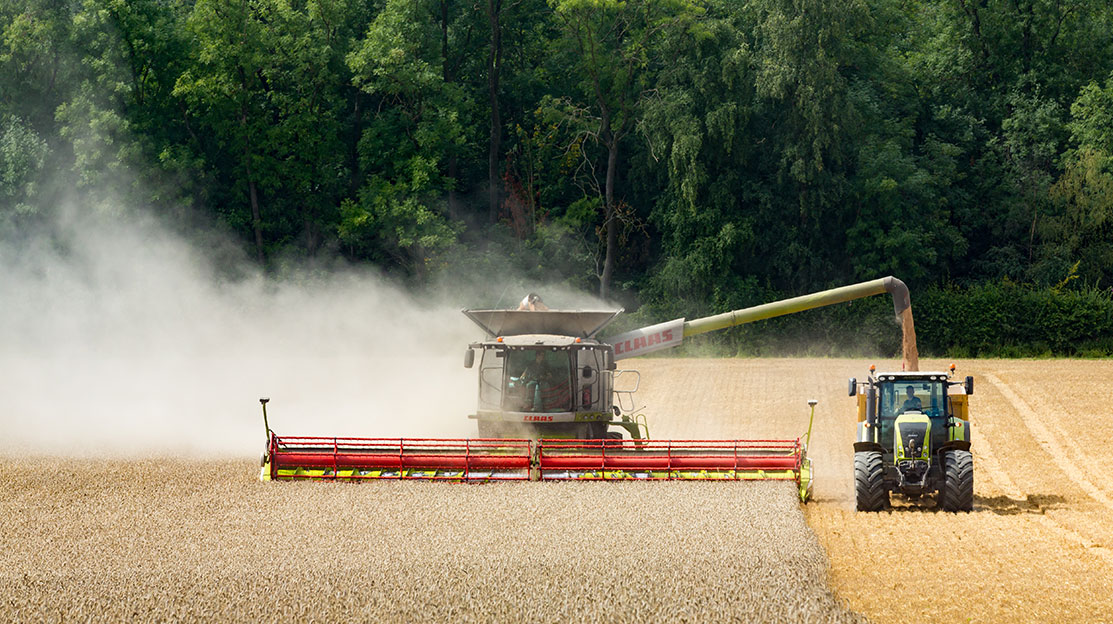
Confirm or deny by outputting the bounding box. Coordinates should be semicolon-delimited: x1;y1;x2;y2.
605;276;919;372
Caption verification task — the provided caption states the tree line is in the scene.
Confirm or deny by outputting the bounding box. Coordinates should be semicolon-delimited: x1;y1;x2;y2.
2;0;1112;315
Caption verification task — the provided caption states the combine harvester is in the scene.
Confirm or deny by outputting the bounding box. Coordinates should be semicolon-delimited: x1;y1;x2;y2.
261;276;920;502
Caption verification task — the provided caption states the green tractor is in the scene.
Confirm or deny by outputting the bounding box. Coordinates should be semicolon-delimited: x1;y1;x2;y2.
849;368;974;512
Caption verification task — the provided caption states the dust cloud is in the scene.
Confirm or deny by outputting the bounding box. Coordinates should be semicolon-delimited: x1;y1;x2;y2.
0;205;539;457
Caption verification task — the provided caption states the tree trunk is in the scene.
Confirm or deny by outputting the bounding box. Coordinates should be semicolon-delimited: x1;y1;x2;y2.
600;128;618;300
442;1;459;220
487;0;503;224
350;92;362;196
248;176;264;264
242;108;265;265
448;154;459;220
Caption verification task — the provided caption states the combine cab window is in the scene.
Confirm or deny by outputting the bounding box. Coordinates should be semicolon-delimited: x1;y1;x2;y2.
478;350;506;410
505;349;572;412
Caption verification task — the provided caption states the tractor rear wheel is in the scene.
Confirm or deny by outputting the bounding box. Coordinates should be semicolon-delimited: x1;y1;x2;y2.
854;450;889;512
939;449;974;512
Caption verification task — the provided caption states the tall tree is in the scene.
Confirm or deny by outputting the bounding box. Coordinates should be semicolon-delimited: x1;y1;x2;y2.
548;0;699;299
174;0;356;262
484;0;506;223
174;0;273;262
1042;72;1113;287
344;0;469;276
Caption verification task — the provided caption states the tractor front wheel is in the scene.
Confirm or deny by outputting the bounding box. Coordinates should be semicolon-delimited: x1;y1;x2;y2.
854;450;889;512
939;449;974;512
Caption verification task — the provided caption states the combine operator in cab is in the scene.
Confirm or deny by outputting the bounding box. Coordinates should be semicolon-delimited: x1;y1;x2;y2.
850;366;975;512
513;349;571;413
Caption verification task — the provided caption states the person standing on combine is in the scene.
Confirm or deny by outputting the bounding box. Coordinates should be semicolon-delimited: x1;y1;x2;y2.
517;293;548;310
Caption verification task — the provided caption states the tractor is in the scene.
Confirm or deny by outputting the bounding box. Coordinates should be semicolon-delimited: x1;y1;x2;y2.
849;367;974;512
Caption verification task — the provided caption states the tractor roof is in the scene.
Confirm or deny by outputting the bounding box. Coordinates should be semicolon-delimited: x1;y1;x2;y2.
875;371;951;380
463;309;623;339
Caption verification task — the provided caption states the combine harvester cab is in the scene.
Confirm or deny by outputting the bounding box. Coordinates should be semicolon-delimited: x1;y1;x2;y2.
262;276;920;504
460;308;637;441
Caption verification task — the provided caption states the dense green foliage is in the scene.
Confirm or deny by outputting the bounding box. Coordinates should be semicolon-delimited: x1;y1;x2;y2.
2;0;1112;354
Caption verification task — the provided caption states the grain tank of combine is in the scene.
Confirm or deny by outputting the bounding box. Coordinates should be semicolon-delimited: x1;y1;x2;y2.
461;308;644;440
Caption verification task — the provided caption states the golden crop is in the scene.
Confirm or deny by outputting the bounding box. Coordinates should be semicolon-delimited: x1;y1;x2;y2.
1;457;859;622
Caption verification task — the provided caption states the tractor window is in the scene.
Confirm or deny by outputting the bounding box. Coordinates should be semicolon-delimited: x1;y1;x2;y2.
505;349;572;412
878;380;947;450
880;381;944;419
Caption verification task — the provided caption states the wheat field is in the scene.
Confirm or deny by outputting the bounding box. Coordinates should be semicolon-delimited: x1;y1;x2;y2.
5;358;1113;622
636;357;1113;623
2;457;859;622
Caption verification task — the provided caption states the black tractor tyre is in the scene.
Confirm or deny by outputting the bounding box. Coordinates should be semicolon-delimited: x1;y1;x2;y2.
854;451;889;512
939;449;974;512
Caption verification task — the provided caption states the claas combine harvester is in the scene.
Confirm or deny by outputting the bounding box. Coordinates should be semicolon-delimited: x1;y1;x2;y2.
261;276;920;503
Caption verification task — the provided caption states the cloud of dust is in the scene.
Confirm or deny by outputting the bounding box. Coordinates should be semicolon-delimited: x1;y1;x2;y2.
0;203;557;458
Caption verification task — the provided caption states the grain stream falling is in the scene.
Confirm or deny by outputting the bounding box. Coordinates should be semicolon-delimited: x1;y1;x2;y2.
1;457;861;623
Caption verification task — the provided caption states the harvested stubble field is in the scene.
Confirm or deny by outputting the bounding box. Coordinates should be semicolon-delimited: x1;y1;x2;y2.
1;458;859;622
6;358;1113;622
636;357;1113;623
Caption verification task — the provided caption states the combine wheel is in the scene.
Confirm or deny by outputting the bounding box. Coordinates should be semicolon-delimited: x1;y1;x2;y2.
939;449;974;512
854;451;889;512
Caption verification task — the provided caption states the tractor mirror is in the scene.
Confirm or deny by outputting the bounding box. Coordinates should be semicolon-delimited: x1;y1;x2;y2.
848;378;857;396
604;350;616;371
965;375;974;395
464;349;475;369
582;366;594;379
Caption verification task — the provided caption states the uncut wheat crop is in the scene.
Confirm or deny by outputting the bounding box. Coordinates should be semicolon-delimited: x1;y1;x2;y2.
1;457;861;622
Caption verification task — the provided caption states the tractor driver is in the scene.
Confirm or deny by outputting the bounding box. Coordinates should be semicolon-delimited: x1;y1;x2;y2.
901;385;923;413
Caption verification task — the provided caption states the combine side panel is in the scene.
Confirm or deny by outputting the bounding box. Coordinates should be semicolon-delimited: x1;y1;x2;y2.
266;435;532;481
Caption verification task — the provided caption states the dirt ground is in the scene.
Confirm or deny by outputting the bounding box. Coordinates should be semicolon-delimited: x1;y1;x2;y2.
635;357;1113;623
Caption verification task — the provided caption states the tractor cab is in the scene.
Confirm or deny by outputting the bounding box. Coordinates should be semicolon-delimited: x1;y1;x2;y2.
876;374;950;457
849;367;975;511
